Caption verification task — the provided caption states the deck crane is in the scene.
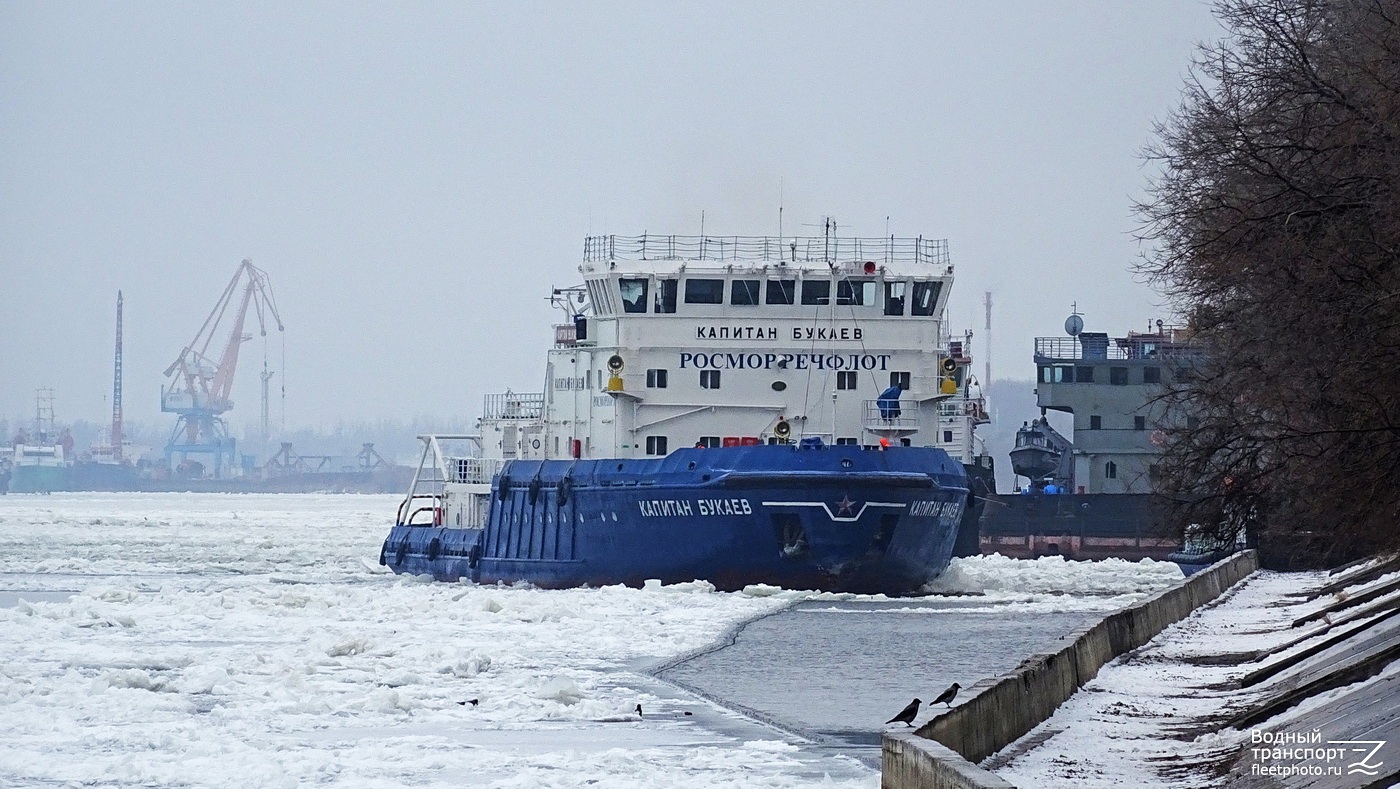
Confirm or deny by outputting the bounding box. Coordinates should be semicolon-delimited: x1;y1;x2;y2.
161;260;284;478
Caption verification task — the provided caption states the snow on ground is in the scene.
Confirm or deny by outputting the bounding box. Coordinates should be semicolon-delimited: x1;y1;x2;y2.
0;494;876;788
988;569;1336;789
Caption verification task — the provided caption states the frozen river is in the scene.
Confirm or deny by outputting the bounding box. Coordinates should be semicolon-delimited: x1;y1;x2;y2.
0;494;1182;787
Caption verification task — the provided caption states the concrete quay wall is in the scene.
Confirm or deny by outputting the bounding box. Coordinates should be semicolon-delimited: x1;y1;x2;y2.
882;550;1260;789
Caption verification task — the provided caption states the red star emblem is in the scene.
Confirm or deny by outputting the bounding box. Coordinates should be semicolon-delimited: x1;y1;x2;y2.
836;496;856;516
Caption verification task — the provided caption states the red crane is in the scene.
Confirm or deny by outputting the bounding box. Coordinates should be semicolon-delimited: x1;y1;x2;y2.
162;260;284;478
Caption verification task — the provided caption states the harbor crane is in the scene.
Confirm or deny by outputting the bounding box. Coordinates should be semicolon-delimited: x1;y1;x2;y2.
161;260;284;478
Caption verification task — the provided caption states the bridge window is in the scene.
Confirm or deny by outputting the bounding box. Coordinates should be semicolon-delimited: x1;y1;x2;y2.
801;279;830;305
731;280;761;306
837;279;875;306
766;279;796;305
1143;366;1161;384
1076;366;1095;383
684;279;724;304
697;436;721;448
884;281;906;315
1040;365;1074;383
911;281;941;316
646;436;669;455
837;371;858;390
646;369;668;388
1105;461;1118;479
700;370;721;389
653;279;677;313
1090;415;1102;430
890;371;911;389
836;437;858;445
619;279;648;313
1135;416;1146;430
1110;366;1129;385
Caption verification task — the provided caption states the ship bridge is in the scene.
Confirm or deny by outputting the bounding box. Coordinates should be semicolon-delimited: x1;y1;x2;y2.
475;233;985;468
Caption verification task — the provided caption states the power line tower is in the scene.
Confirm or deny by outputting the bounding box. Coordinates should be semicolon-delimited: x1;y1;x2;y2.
112;291;124;462
161;260;284;478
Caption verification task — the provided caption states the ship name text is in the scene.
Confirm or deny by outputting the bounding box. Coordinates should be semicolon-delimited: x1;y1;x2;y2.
692;325;865;341
909;499;963;519
638;498;753;517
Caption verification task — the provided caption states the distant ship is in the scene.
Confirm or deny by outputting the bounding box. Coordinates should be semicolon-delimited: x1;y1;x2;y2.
979;314;1186;561
382;232;991;594
7;390;72;494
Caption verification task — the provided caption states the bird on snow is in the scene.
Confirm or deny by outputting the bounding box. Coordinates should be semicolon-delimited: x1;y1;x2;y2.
635;704;643;718
933;683;961;708
885;698;921;726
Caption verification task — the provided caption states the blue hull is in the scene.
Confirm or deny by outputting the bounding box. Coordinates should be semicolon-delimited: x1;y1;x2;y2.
381;444;969;595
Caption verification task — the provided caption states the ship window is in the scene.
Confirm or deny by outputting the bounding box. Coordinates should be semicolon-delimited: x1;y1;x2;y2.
837;279;875;306
1076;366;1094;383
1135;416;1147;431
645;436;669;455
731;279;761;306
901;438;912;446
697;436;721;448
585;280;604;314
1105;461;1118;479
684;278;724;304
1038;365;1051;384
800;279;830;305
646;369;668;388
911;281;942;316
766;279;796;305
890;371;911;389
654;279;678;313
836;437;858;445
1143;366;1161;384
884;281;906;315
836;371;857;390
1090;415;1102;430
700;370;721;389
619;279;648;313
943;430;954;443
1110;366;1129;385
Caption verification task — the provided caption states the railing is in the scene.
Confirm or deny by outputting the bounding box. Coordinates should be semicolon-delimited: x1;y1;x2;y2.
1035;332;1190;362
863;399;921;433
583;234;949;266
447;456;507;485
482;392;544;420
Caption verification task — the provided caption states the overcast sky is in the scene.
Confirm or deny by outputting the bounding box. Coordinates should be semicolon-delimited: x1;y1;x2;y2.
1;1;1221;434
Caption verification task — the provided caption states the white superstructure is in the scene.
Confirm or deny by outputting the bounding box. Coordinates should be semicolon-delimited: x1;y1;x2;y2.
470;234;988;469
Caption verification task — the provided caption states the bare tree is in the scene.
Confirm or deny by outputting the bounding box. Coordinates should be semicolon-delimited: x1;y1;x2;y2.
1139;0;1400;567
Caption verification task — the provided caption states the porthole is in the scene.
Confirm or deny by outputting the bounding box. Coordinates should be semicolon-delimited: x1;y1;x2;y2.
771;381;787;391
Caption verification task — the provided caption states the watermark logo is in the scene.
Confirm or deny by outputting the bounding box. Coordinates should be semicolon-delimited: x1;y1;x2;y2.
1249;730;1385;777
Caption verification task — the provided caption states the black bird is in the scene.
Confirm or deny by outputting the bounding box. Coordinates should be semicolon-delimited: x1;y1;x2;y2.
635;704;643;718
885;697;921;726
456;699;479;707
933;683;961;708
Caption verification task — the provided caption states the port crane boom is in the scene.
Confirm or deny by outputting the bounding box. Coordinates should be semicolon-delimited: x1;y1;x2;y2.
162;259;284;478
